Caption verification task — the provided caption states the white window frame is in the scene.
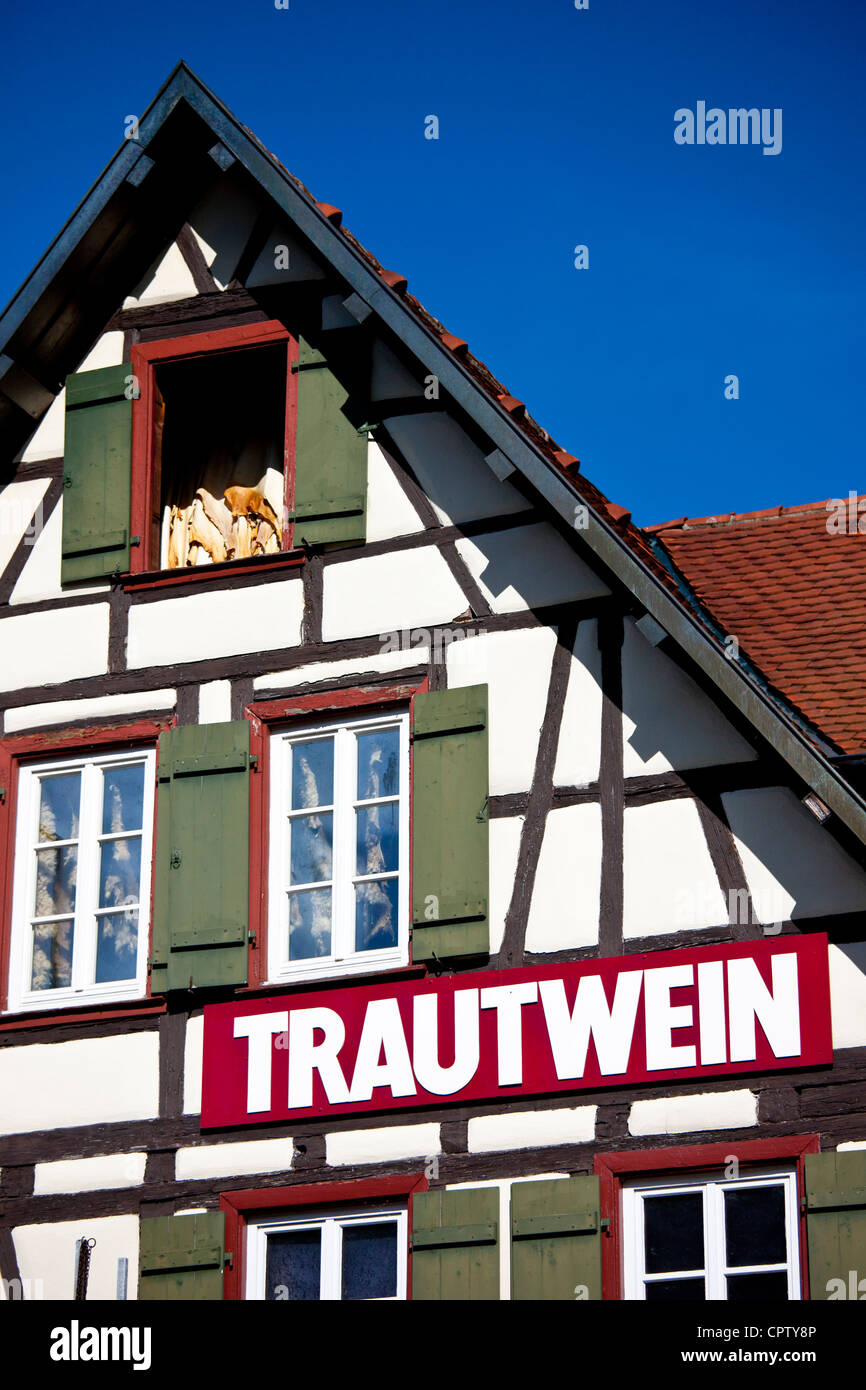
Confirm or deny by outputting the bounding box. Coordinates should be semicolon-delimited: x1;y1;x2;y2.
244;1204;408;1301
267;711;409;984
622;1165;801;1301
7;747;156;1013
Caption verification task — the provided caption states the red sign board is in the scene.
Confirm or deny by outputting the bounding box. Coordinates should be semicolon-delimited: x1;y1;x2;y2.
201;935;832;1128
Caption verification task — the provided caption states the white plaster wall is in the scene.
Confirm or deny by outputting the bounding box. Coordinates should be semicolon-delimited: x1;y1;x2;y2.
456;523;610;615
16;392;65;464
188;182;260;290
0;479;50;578
321;547;465;644
628;1090;758;1136
254;644;429;692
183;1015;204;1114
828;942;866;1049
489;817;523;954
623;799;728;938
622;618;756;775
526;803;602;951
123;243;197;307
447;625;558;796
838;1141;866;1151
128;579;303;668
14;1214;138;1300
198;680;232;724
15;332;125;465
0;1033;158;1134
370;340;424;400
383;414;530;525
9;501;109;606
468;1106;597;1153
553;620;603;787
365;440;425;542
0;604;109;693
175;1139;295;1181
723;786;866;923
77;332;125;372
4;688;176;735
246;224;326;287
326;1124;440;1166
34;1153;146;1196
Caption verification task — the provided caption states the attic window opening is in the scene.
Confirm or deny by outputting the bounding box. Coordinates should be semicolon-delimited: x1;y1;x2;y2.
155;343;288;569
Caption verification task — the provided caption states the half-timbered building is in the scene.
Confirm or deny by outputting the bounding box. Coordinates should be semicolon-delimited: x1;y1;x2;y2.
0;64;864;1303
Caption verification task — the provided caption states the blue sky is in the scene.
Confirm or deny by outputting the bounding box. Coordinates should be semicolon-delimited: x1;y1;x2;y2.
1;0;863;524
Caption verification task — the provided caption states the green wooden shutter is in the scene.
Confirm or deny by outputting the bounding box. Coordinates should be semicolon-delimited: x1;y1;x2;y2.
411;685;489;962
804;1150;866;1300
412;1188;499;1300
61;364;133;583
139;1211;225;1301
511;1176;603;1301
151;721;251;991
291;337;366;546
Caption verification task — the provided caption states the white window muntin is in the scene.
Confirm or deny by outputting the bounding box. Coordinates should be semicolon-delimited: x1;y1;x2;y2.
268;712;409;982
622;1166;801;1301
8;748;155;1013
245;1204;408;1301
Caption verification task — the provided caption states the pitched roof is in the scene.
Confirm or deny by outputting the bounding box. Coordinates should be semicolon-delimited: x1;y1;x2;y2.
2;61;866;845
648;499;866;756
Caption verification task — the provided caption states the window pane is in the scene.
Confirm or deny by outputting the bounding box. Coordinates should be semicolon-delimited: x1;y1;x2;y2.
101;764;145;834
290;813;333;885
266;1229;321;1300
37;773;80;843
34;845;78;916
643;1192;704;1274
99;836;142;908
724;1185;787;1268
356;803;399;876
288;888;332;959
645;1278;706;1300
357;728;399;800
95;910;139;983
355;878;399;953
726;1271;789;1300
291;739;333;810
341;1222;399;1300
31;920;74;990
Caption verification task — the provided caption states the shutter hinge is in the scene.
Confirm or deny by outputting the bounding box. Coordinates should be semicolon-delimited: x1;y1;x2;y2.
248;929;257;947
63;474;73;489
601;1218;610;1233
476;794;489;823
130;536;140;547
170;851;182;869
249;754;258;770
0;787;5;804
224;1252;233;1267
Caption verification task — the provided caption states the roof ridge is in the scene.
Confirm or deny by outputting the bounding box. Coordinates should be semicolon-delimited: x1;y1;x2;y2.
646;495;866;533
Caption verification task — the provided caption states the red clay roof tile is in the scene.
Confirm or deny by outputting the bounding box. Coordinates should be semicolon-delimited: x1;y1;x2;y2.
648;499;866;753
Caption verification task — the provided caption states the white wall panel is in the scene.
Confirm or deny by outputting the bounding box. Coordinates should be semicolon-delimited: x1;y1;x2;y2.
526;804;601;951
0;1033;158;1134
0;604;109;692
622;618;756;775
128;579;303;668
447;626;557;795
321;547;465;643
623;799;728;938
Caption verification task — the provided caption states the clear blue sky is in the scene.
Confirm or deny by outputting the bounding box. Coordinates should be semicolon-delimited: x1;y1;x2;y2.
1;0;863;525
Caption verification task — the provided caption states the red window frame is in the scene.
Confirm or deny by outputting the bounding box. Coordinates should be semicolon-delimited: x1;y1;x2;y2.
244;680;429;990
0;715;175;1025
594;1134;820;1301
128;321;299;581
220;1171;429;1300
